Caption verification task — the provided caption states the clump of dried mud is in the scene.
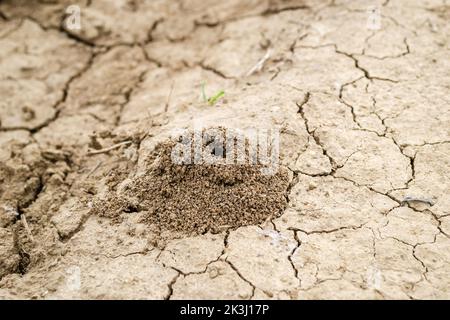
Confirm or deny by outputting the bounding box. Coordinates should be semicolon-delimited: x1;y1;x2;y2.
93;128;290;235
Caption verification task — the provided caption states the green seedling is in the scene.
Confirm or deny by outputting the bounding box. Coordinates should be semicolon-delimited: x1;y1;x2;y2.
201;81;225;106
208;90;225;106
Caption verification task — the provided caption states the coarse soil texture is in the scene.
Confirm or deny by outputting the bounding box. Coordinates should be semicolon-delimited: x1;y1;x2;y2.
0;0;449;300
93;129;290;235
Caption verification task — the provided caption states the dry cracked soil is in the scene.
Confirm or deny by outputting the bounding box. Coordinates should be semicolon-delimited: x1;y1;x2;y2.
0;0;449;300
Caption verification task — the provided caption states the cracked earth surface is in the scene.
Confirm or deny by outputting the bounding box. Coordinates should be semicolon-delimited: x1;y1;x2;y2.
0;0;449;300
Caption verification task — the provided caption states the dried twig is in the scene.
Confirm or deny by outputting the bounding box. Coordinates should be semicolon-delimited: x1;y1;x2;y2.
246;48;272;77
164;81;175;113
86;141;132;155
86;160;103;177
21;214;34;242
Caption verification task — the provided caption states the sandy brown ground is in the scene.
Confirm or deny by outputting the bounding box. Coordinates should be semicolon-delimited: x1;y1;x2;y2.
0;0;449;299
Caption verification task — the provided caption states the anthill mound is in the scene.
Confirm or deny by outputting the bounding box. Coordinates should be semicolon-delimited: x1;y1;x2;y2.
93;128;290;235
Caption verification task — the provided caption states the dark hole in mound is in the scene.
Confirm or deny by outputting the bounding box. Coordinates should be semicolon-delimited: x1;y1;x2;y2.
123;204;138;213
